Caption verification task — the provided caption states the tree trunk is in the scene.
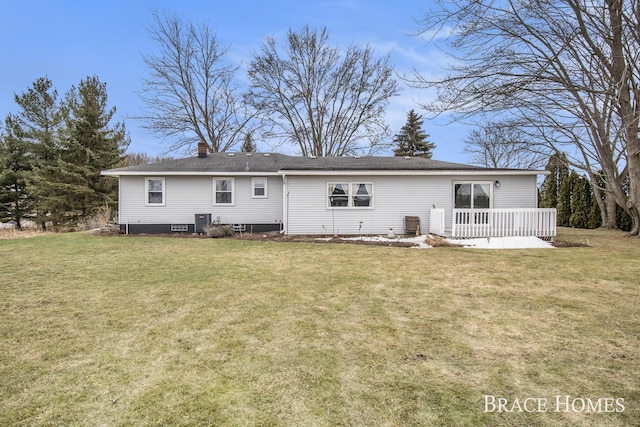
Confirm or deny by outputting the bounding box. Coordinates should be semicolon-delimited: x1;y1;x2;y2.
602;191;619;229
627;170;640;236
627;201;640;235
608;0;640;235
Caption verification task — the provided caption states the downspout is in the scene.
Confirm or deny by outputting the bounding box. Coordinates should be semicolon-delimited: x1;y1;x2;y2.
118;178;122;225
282;174;288;235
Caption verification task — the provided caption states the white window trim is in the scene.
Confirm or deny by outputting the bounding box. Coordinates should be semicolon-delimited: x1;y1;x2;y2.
327;182;374;209
328;182;350;209
453;181;493;209
351;183;374;209
213;177;235;205
251;177;268;199
145;177;165;206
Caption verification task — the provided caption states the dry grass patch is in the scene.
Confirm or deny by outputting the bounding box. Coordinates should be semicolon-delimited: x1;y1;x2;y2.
0;226;51;240
0;228;638;426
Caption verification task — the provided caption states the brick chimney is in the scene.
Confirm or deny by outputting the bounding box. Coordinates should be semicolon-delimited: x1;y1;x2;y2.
197;142;208;158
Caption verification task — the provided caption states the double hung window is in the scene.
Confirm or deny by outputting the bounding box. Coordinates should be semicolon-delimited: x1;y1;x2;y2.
328;183;373;208
252;177;267;198
214;178;234;205
145;177;165;206
329;183;350;207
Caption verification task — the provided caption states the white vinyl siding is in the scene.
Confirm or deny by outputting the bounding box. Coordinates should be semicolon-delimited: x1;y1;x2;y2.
117;173;538;235
285;174;538;235
119;175;283;226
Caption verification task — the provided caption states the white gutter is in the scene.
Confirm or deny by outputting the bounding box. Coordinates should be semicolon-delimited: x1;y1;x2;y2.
277;169;548;176
102;169;547;177
101;171;281;177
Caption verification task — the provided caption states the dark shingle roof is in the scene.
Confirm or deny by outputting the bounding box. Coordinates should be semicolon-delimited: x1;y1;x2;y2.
277;155;486;171
102;152;520;175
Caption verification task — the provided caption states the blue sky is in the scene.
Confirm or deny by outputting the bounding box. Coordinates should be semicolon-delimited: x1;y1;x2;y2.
0;0;472;162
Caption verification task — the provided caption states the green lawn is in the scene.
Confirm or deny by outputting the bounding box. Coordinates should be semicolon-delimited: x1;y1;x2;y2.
0;228;638;426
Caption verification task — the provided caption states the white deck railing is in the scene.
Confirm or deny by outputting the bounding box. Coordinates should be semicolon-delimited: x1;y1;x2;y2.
451;208;557;238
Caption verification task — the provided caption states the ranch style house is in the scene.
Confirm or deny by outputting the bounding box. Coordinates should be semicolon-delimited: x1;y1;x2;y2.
102;145;556;238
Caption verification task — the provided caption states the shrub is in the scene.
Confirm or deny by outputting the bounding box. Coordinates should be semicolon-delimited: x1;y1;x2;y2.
203;224;235;238
78;204;113;230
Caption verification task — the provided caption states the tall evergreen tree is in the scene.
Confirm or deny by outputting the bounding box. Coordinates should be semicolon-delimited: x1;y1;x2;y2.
557;171;576;227
587;173;604;229
393;110;435;158
38;76;129;227
0;117;34;228
616;175;633;231
12;77;63;229
540;153;569;209
570;175;592;229
240;132;257;153
588;191;602;229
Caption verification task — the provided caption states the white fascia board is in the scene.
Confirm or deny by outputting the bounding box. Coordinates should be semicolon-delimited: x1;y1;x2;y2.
277;169;548;176
101;171;281;177
102;169;548;177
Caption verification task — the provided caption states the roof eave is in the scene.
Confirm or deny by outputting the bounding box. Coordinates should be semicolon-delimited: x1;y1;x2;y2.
278;169;548;176
101;171;282;177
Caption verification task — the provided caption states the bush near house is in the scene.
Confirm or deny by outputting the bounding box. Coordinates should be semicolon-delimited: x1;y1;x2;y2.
203;223;235;238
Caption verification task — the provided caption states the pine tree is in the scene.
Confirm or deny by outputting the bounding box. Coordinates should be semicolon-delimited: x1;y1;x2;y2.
12;77;64;229
588;192;602;229
393;110;435;158
540;153;569;209
0;116;34;228
616;175;633;231
587;173;605;229
38;76;129;227
570;175;592;228
557;171;576;227
240;132;257;153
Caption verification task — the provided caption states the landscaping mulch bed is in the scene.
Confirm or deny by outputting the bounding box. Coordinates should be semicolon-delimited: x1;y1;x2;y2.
98;225;586;248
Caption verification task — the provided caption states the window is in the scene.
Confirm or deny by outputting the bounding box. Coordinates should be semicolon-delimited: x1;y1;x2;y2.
252;177;267;198
353;183;372;207
214;178;234;205
146;177;165;206
454;182;492;224
329;183;349;207
328;183;373;208
454;182;491;209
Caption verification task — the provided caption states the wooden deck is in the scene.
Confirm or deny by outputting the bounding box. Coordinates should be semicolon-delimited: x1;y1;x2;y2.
430;208;557;239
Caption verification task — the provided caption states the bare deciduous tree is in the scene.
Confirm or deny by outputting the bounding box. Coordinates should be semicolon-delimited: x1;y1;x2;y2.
139;11;252;154
463;120;549;169
411;0;640;234
247;26;399;156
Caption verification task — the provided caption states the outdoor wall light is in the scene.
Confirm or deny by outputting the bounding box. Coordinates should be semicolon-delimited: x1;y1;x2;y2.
495;180;501;188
